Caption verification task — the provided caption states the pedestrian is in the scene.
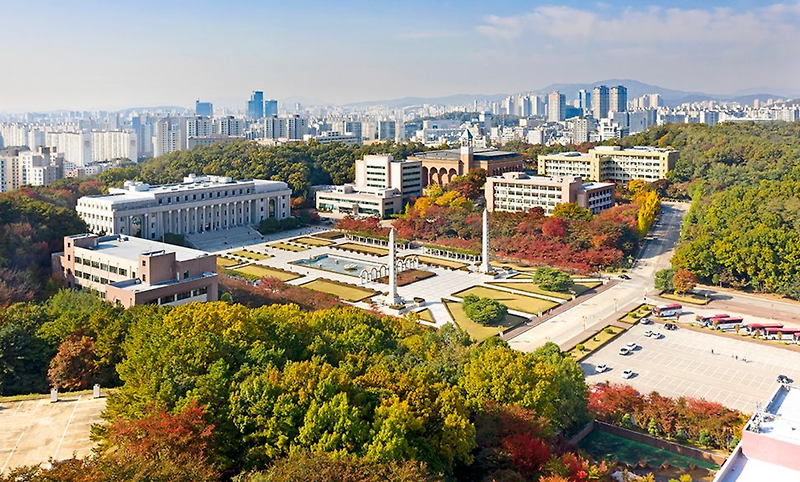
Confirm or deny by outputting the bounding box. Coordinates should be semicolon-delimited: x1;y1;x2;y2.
735;355;738;360
711;349;714;355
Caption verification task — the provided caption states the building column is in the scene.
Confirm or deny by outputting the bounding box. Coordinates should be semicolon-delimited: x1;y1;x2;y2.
177;209;182;234
194;207;199;233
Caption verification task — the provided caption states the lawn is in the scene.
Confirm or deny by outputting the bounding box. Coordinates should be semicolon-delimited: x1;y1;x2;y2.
375;269;436;286
579;430;718;471
488;281;577;300
661;291;711;306
292;236;334;247
415;308;435;323
410;255;468;270
567;325;624;360
217;257;243;269
451;286;558;315
297;279;377;302
229;249;272;261
507;275;602;295
444;299;527;342
269;242;308;252
334;242;389;256
313;231;345;240
229;264;302;282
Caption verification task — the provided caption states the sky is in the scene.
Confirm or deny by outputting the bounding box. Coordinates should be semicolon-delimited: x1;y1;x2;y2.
1;0;799;111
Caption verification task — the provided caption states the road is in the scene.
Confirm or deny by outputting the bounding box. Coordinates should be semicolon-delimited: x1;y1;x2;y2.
508;202;690;352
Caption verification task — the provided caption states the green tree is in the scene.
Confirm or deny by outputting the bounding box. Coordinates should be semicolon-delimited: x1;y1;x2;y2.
531;267;574;292
462;295;508;325
551;203;592;221
654;268;676;292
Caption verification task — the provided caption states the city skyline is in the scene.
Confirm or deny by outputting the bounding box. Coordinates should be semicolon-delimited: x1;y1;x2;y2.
1;0;799;111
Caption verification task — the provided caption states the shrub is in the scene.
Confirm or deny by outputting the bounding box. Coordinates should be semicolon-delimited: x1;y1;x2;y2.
462;294;508;326
575;343;586;352
532;267;574;292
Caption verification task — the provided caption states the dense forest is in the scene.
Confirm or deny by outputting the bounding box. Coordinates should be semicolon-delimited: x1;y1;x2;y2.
618;121;800;297
1;291;607;482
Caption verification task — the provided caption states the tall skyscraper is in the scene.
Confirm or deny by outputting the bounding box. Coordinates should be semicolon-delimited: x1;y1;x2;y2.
264;99;278;117
548;91;566;122
577;89;591;113
195;100;213;117
609;85;628;114
592;85;610;120
247;91;264;120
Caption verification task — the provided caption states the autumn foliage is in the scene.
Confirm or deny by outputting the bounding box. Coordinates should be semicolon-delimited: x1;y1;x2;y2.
589;383;747;450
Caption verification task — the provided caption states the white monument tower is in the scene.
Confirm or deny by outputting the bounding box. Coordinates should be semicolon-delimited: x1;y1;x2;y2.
384;227;402;305
479;208;490;273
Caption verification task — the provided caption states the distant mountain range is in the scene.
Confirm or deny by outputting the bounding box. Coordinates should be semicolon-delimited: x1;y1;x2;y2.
344;79;797;109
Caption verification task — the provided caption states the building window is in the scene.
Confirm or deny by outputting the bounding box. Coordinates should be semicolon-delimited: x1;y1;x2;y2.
67;255;71;261
142;274;147;282
184;271;190;279
142;260;147;267
119;268;127;277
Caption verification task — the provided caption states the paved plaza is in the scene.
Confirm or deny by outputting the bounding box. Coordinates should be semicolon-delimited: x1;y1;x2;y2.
0;395;106;474
582;321;800;413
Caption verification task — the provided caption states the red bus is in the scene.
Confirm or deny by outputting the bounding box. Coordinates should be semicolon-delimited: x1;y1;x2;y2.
764;327;800;341
653;304;682;317
742;322;784;334
711;316;744;330
696;313;729;324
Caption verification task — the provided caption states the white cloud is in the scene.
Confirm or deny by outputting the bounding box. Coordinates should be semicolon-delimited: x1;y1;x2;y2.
473;3;800;94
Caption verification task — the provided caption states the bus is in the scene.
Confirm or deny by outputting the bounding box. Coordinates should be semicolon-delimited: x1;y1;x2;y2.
653;303;682;318
742;322;784;335
710;316;744;330
696;313;729;324
764;327;800;341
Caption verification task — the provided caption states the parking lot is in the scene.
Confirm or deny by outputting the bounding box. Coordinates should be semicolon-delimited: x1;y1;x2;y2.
0;395;105;474
582;321;800;413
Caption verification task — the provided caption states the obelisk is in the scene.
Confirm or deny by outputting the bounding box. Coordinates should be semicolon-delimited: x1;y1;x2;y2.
479;208;490;273
385;227;401;305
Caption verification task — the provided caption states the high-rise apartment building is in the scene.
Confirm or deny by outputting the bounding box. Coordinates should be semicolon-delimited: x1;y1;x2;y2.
91;130;138;162
195;100;213;117
153;119;185;157
592;85;610;120
548;91;566;122
264;99;278;117
538;146;678;184
44;131;92;166
609;85;628;114
572;117;590;144
577;89;591;113
247;91;264;120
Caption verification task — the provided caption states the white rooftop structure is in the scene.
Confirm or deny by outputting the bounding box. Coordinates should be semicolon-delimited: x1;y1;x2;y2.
714;384;800;482
70;233;210;262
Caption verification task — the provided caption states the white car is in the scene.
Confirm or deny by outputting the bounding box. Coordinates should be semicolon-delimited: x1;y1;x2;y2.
652;332;663;339
640;318;653;325
596;364;609;373
643;330;653;337
619;347;631;356
622;369;634;379
626;342;639;351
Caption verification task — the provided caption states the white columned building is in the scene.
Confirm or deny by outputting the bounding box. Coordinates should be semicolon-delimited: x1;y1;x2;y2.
76;174;292;240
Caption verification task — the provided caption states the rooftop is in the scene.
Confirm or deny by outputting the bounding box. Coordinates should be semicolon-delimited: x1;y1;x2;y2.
70;234;212;262
755;384;800;445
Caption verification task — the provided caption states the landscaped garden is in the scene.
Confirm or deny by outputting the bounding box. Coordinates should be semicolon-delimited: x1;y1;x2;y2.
269;242;308;252
333;242;389;257
411;255;468;270
618;304;654;324
292;236;334;247
579;430;718;471
229;249;272;261
489;280;593;300
312;231;345;240
414;308;435;323
375;269;436;286
297;278;377;302
443;299;526;342
217;256;243;269
228;264;303;282
567;325;625;360
452;286;558;315
660;291;711;306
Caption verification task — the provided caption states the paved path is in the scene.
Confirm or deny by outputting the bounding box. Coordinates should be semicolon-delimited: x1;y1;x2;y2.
507;202;690;351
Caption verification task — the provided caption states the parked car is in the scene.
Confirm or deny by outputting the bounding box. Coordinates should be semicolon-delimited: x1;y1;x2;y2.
640;318;653;325
619;274;631;280
652;332;664;339
596;364;609;373
665;323;678;331
777;374;793;384
644;330;653;337
619;347;631;356
622;369;634;379
626;342;639;351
